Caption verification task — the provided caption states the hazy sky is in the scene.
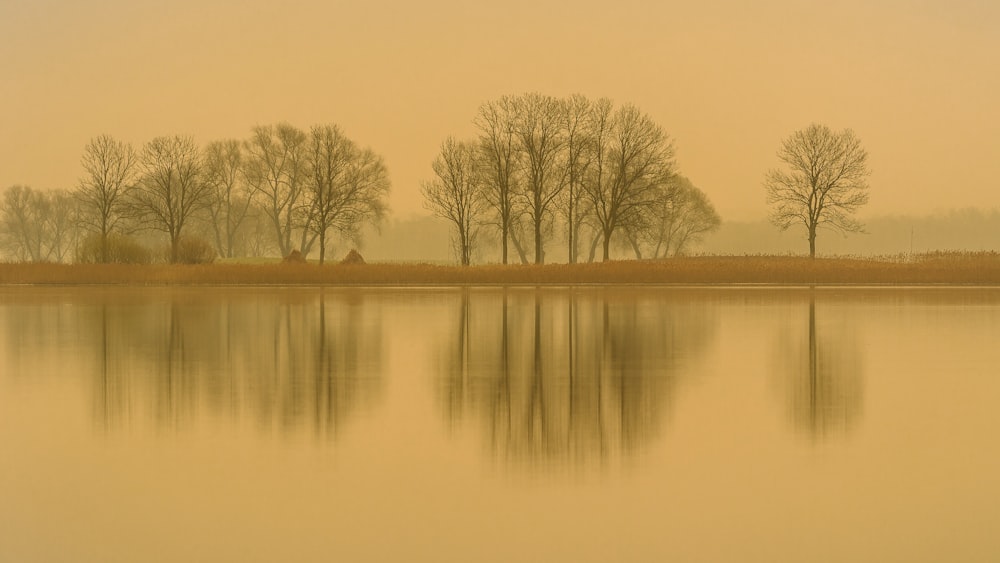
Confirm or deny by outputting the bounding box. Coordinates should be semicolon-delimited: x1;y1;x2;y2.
1;0;997;221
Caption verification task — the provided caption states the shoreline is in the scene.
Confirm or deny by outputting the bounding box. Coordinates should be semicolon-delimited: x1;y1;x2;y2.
4;255;1000;286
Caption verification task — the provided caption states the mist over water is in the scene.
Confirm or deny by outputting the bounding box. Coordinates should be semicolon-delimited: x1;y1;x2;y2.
2;287;1000;561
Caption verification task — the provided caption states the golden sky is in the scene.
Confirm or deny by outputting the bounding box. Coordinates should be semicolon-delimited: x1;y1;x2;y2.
1;0;997;221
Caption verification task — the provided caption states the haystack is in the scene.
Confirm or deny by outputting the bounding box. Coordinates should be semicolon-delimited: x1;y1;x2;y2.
341;249;366;265
282;249;307;264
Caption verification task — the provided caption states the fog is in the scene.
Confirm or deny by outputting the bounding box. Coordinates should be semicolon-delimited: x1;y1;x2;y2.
358;207;1000;263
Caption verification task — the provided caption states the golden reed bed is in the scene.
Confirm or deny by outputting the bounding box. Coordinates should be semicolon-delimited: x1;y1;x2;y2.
3;253;1000;285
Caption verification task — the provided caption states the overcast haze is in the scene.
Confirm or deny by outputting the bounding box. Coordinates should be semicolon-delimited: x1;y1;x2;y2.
2;0;998;224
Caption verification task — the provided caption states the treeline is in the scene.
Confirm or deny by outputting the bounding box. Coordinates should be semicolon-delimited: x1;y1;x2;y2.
423;93;720;265
1;124;389;263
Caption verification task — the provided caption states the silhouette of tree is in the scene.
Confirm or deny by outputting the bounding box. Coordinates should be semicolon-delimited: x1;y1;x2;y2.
474;97;520;265
765;124;870;258
0;185;77;262
76;135;138;263
624;175;721;258
581;102;676;261
202;139;252;259
243;123;310;257
561;94;595;264
422;138;489;265
512;93;567;264
304;124;389;264
131;136;212;263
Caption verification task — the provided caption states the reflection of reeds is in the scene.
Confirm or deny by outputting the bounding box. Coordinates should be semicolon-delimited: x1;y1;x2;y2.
6;252;1000;285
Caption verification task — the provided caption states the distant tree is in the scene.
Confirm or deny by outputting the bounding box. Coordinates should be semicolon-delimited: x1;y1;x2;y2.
422;138;489;265
132;136;212;263
0;185;77;262
202;139;252;258
475;97;520;264
511;93;566;264
304;124;390;264
243;123;310;257
765;124;870;258
582;102;675;261
625;176;721;258
47;190;78;262
0;185;49;261
76;135;138;263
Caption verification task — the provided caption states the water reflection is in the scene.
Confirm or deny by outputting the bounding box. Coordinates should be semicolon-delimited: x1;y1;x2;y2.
775;293;864;440
6;289;384;439
435;288;716;470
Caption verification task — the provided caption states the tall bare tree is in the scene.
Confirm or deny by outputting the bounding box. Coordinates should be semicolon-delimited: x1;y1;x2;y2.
202;140;252;258
422;138;488;266
512;93;566;264
243;123;310;257
76;135;138;263
132;136;212;262
304;124;389;264
561;94;595;263
582;103;675;261
765;124;871;258
474;97;520;264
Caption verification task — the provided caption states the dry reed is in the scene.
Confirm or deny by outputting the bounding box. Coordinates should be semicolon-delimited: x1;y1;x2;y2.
3;253;1000;286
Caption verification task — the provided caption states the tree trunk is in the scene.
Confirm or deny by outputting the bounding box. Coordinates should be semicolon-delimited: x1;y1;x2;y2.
602;231;611;262
501;224;508;265
319;235;326;265
171;235;180;263
587;234;600;263
534;217;543;264
809;226;817;258
628;236;643;260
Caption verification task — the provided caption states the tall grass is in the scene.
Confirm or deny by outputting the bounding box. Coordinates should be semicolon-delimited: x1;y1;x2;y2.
3;253;1000;285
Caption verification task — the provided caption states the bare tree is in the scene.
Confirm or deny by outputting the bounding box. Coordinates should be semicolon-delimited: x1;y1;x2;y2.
0;185;48;261
582;102;675;261
243;123;310;257
422;138;488;265
76;135;138;263
624;176;721;258
47;190;79;262
132;136;212;262
202;139;252;258
512;93;566;264
304;124;389;264
765;124;871;258
0;186;77;262
561;94;594;263
474;97;520;264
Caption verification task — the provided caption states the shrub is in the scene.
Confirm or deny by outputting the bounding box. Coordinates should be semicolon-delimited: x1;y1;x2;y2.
173;236;217;264
76;233;152;264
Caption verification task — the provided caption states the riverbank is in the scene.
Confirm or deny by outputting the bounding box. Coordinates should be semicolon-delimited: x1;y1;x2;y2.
3;253;1000;285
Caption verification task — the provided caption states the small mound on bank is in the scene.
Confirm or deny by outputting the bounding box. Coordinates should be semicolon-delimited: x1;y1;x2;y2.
282;250;307;264
341;249;365;265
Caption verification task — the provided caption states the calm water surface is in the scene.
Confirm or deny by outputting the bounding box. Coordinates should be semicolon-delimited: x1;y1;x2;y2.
1;286;998;562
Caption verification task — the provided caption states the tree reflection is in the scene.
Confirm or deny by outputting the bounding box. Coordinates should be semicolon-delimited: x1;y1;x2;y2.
71;289;384;438
435;288;716;470
776;294;864;440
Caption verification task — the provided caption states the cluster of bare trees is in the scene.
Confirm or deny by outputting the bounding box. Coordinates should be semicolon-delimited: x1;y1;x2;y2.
1;123;389;264
423;93;721;265
0;185;77;262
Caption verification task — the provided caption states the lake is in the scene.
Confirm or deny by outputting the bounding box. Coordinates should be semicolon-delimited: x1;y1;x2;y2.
1;286;999;562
